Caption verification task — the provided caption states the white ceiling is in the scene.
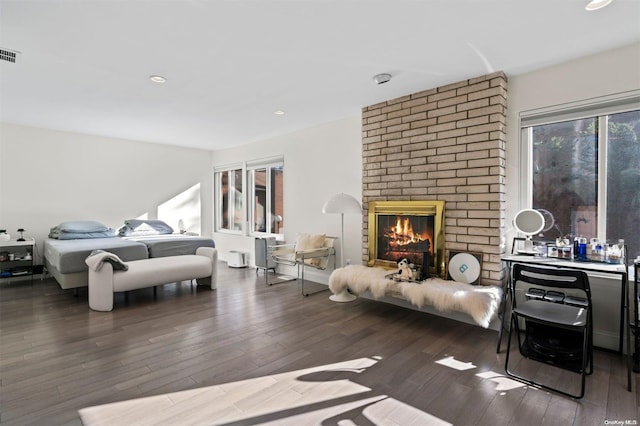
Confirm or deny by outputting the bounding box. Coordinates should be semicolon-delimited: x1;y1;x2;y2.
1;0;639;151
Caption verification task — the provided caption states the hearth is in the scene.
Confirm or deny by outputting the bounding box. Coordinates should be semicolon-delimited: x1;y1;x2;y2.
368;200;445;276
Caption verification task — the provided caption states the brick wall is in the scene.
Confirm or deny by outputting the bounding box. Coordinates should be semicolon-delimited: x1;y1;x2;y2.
361;72;507;286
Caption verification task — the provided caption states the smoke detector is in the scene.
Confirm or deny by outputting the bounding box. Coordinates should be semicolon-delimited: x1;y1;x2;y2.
373;73;392;85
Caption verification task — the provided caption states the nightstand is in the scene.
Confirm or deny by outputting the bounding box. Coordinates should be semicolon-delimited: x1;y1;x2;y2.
0;238;35;284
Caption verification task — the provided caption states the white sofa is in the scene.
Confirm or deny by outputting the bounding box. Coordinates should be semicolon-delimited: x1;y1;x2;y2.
87;247;218;311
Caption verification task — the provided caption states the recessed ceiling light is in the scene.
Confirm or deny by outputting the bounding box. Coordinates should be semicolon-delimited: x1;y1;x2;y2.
585;0;613;11
149;75;167;83
274;110;285;115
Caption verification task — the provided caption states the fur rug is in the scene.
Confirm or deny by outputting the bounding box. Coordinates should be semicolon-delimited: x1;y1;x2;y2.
329;265;502;328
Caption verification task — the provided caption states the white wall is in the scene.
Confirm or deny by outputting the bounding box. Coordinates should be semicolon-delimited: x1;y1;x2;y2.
504;42;640;241
212;116;363;283
0;123;214;265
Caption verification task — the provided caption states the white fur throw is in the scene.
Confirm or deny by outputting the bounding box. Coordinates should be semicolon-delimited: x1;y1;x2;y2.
329;265;502;328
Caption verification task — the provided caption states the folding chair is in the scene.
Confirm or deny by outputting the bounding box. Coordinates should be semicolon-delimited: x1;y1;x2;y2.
505;263;593;398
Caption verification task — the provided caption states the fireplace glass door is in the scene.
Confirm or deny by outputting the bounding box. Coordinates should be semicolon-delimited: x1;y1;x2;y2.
368;200;445;276
376;215;434;268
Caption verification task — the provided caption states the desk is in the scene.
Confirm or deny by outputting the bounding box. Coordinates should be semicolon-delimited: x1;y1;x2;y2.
497;255;631;391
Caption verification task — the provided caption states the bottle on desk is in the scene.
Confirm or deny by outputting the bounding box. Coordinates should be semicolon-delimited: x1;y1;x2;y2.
618;239;626;264
554;237;572;258
587;238;603;261
600;243;608;262
607;243;622;264
577;237;588;260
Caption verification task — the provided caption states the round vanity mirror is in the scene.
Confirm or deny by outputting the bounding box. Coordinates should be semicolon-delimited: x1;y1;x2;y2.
513;209;545;236
537;208;555;233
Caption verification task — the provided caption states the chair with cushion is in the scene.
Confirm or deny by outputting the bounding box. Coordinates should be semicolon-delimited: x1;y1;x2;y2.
505;263;593;399
269;233;337;296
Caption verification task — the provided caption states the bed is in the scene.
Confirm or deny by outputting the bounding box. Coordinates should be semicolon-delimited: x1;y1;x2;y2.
44;237;149;289
44;220;215;290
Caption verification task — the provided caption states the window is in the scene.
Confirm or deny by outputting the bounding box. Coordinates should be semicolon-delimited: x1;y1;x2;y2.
215;166;244;232
248;159;284;236
214;157;284;237
520;93;640;260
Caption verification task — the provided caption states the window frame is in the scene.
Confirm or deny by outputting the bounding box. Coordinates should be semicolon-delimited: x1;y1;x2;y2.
214;163;246;235
214;156;284;238
247;156;284;238
518;90;640;242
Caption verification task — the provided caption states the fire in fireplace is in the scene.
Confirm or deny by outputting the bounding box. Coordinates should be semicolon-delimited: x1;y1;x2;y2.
378;215;433;262
368;200;445;276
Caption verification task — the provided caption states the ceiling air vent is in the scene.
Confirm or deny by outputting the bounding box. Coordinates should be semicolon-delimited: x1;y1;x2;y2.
0;48;20;63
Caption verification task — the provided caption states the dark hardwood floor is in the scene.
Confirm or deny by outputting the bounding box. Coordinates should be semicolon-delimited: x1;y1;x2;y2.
1;265;638;425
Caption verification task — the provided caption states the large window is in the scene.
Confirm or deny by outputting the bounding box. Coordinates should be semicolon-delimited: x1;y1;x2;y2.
215;157;284;237
215;166;244;232
521;94;640;260
248;159;284;236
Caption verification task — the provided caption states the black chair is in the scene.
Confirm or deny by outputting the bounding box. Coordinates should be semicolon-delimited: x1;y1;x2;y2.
505;263;593;399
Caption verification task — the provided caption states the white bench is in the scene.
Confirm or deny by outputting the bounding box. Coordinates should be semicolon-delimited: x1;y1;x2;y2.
329;264;502;328
87;247;218;311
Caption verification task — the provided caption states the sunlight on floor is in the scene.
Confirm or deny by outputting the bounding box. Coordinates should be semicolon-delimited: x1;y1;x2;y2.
79;356;452;425
475;371;528;391
434;355;527;393
435;355;476;371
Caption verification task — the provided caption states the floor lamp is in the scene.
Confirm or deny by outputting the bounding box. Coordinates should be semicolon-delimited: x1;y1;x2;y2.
322;193;361;302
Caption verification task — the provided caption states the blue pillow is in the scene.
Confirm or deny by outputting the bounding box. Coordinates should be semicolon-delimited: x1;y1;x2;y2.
49;221;116;239
57;230;116;239
57;220;109;233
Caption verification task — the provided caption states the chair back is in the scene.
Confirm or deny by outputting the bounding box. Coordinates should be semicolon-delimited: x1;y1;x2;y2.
512;263;591;306
316;236;337;269
301;236;337;270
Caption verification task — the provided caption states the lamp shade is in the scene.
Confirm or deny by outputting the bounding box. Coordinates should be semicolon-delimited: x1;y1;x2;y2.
322;193;361;215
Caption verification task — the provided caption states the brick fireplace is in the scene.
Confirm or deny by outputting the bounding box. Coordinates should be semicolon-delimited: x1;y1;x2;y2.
361;72;507;286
